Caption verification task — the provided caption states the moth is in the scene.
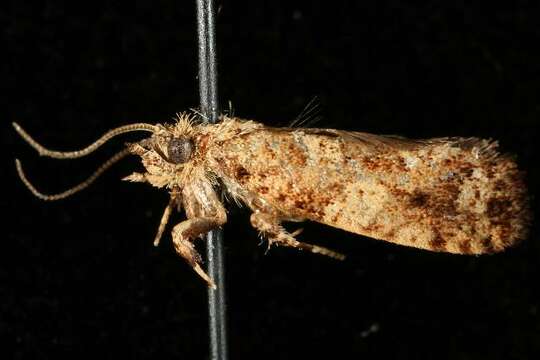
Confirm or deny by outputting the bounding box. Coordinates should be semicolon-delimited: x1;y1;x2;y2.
14;112;530;288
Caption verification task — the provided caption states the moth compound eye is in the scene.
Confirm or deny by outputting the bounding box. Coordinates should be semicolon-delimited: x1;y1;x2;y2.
167;137;194;164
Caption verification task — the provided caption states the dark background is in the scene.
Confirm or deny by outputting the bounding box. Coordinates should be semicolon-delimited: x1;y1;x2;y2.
2;1;539;359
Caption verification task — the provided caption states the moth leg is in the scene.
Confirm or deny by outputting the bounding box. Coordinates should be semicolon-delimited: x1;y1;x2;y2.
171;210;226;289
122;172;147;183
250;211;345;260
153;196;176;247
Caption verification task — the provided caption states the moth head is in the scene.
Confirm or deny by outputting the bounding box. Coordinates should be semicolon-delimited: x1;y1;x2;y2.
125;113;203;188
147;114;199;165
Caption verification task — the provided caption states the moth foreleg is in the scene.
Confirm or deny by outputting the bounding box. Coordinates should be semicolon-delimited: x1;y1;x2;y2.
153;196;177;247
122;172;147;183
250;211;345;260
171;211;226;289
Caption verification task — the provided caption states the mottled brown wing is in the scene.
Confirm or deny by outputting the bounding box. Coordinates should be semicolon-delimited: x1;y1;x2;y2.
301;128;529;254
214;123;530;255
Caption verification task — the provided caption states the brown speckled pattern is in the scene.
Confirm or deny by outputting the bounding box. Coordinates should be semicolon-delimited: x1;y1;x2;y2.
208;117;530;255
127;113;530;285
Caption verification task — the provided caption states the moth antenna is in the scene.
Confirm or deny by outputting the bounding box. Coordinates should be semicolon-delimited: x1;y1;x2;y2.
12;122;156;159
15;149;131;201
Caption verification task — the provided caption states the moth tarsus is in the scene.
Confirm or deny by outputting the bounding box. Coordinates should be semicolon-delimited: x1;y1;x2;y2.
14;112;530;287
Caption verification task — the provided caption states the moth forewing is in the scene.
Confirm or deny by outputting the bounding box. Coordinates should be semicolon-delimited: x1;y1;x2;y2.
207;116;530;256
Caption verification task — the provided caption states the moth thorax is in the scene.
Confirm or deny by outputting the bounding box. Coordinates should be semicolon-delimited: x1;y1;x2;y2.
168;137;194;164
